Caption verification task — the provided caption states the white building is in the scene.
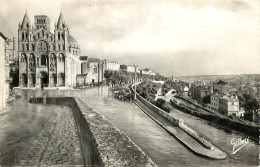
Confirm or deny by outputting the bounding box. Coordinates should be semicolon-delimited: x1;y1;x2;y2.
141;68;156;75
184;86;189;92
210;93;240;117
127;65;139;73
0;32;10;110
106;61;120;71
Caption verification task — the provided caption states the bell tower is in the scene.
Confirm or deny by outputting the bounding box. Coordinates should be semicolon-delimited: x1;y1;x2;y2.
34;15;50;31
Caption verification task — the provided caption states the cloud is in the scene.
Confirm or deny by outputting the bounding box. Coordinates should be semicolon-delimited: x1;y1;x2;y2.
0;0;259;76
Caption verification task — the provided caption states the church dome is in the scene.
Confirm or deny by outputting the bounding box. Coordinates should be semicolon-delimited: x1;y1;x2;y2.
68;34;78;46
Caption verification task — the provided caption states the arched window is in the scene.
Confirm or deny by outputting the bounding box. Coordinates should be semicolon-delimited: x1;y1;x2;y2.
58;32;60;40
26;44;29;51
38;33;40;38
42;30;44;37
26;32;28;39
93;66;97;73
21;53;26;62
22;32;24;40
41;55;46;66
59;53;65;62
29;53;35;62
61;33;64;40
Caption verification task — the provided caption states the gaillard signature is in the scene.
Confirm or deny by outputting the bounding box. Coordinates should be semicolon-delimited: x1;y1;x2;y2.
231;137;250;154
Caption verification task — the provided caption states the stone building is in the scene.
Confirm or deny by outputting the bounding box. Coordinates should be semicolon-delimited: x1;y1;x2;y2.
105;60;120;71
210;93;241;117
18;11;81;88
190;83;212;105
76;57;105;86
0;32;11;110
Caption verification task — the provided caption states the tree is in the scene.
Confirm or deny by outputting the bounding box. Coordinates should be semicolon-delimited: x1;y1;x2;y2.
156;98;166;108
243;94;259;111
104;70;113;85
202;95;211;104
237;94;246;106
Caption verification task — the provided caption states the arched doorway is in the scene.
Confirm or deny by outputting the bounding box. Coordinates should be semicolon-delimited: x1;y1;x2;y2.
38;71;48;88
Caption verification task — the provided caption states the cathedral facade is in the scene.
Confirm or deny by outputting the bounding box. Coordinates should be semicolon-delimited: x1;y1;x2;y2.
18;11;81;88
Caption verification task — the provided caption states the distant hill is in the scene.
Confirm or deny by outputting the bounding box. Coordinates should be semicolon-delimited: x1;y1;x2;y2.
176;74;260;83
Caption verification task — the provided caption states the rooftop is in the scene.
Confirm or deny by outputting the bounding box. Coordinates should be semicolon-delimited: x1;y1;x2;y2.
0;32;8;41
68;35;78;46
214;80;227;85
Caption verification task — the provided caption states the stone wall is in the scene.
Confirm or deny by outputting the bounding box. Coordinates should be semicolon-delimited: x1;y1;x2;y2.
170;100;259;138
30;96;156;166
136;92;179;125
0;35;8;110
131;84;213;149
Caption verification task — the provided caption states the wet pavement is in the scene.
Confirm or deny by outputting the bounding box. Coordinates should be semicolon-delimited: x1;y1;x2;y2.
20;106;83;166
0;94;83;166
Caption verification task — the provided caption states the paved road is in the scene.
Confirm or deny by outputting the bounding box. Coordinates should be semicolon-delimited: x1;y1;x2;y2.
0;96;83;166
20;106;83;166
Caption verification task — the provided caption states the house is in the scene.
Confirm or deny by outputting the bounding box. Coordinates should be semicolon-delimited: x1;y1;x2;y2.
190;83;212;105
80;57;105;85
210;93;240;117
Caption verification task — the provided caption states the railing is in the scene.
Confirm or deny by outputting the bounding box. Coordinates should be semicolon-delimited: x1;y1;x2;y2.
19;83;66;88
178;120;212;149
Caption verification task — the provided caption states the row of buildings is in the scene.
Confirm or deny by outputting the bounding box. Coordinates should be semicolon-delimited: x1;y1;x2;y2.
106;61;156;75
190;80;244;117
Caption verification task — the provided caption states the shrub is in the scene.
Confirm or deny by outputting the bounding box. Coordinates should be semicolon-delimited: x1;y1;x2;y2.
154;98;170;112
162;103;171;112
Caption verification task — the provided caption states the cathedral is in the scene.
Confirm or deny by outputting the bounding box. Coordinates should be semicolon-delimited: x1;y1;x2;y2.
18;11;82;88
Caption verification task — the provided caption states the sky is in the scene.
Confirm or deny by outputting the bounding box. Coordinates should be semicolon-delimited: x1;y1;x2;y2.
0;0;259;76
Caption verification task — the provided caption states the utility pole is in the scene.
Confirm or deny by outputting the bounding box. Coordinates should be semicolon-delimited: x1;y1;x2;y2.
5;37;16;61
4;37;15;98
134;62;137;100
